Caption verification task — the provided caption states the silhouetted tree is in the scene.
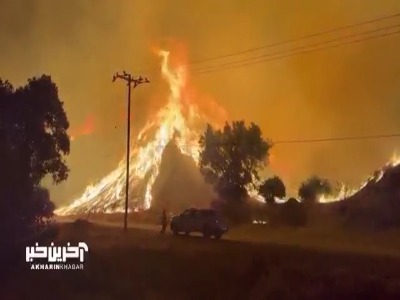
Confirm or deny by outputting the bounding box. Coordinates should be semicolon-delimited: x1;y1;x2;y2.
298;176;332;205
0;75;70;239
199;121;271;223
199;121;271;202
259;176;286;204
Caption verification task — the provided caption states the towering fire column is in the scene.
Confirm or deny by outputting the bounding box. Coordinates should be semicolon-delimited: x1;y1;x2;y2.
56;49;208;215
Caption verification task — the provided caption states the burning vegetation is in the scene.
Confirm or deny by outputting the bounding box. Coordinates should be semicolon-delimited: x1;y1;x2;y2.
335;155;400;229
56;49;224;215
56;46;400;221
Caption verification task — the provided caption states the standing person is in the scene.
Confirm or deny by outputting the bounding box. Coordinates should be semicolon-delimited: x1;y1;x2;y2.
160;209;168;235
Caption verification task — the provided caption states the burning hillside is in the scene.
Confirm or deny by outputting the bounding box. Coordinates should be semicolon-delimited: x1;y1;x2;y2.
335;155;400;228
56;49;224;215
319;154;400;204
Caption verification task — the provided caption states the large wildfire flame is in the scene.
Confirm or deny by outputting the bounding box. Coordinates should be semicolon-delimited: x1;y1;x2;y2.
57;47;400;215
56;50;211;215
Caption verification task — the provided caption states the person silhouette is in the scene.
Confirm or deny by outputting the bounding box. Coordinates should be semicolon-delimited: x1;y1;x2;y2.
160;209;168;235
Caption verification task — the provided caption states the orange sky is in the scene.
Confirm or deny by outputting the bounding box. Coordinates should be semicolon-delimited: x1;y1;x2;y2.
1;0;400;205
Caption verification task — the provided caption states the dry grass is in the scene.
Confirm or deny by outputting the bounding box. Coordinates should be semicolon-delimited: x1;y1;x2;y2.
230;224;400;257
3;221;400;299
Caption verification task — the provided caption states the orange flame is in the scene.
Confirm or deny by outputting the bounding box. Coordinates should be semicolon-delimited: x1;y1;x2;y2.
70;114;95;141
56;45;225;215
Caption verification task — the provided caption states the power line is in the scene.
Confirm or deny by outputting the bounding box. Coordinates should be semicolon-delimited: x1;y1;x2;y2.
193;29;400;75
135;12;400;74
192;23;400;73
274;133;400;144
189;12;400;66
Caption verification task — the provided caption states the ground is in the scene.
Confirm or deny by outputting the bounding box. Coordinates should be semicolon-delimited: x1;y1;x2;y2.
3;220;400;299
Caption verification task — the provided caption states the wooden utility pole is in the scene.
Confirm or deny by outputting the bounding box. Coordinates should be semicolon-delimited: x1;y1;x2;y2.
112;71;149;231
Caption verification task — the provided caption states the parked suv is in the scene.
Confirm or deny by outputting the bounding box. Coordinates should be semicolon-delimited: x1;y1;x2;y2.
170;208;228;239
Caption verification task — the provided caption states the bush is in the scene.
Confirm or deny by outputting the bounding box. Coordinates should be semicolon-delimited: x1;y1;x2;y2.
298;176;332;205
259;176;286;204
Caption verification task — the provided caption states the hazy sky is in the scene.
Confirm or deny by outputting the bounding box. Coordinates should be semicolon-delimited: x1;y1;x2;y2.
1;0;400;205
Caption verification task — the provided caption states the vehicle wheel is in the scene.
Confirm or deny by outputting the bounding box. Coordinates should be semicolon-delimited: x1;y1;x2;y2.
214;232;222;239
171;224;179;235
202;227;211;238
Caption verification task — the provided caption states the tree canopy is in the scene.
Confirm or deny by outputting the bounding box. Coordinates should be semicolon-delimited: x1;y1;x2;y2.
0;75;70;238
199;121;271;202
298;176;332;205
259;176;286;204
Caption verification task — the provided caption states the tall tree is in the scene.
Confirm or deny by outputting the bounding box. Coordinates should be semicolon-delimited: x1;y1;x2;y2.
298;176;332;205
199;121;271;202
259;176;286;204
0;75;70;238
